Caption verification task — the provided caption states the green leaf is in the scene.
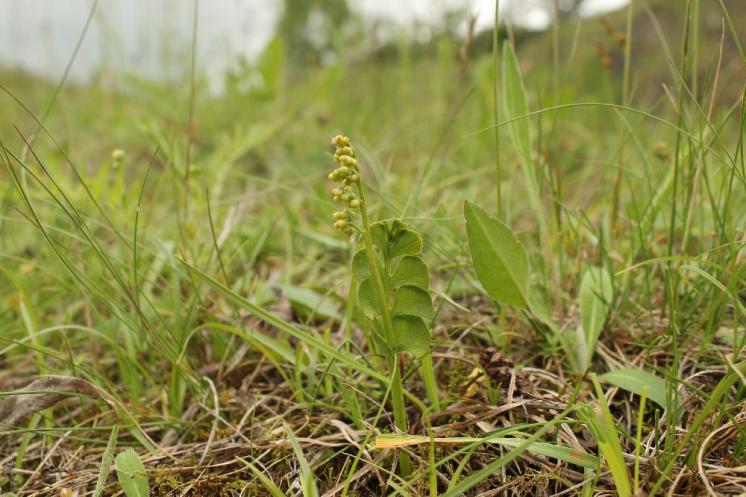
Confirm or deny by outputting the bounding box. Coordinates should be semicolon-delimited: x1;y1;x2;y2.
295;227;348;250
581;375;632;497
352;248;379;280
388;227;423;258
238;458;288;497
601;368;670;409
527;290;558;333
577;267;613;371
116;449;149;497
464;201;529;307
391;315;430;357
257;36;284;91
369;220;423;259
501;42;544;226
176;257;389;383
502;43;531;164
390;256;430;289
356;279;378;319
278;285;341;321
286;425;319;497
370;222;389;250
393;286;434;322
351;249;369;279
93;425;119;497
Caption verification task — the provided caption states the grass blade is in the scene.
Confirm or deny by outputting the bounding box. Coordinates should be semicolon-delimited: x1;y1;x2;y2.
176;256;388;383
374;434;598;468
238;457;288;497
577;267;613;371
93;425;119;497
286;424;319;497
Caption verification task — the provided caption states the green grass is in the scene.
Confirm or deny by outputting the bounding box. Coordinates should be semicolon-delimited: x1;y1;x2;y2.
0;1;745;495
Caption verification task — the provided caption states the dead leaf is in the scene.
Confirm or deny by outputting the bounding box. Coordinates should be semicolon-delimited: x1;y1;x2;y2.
0;375;104;428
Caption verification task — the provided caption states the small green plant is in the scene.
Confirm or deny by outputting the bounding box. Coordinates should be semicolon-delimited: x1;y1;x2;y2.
578;374;633;497
115;448;149;497
575;266;614;371
328;135;440;473
464;201;615;372
287;423;320;497
464;200;557;337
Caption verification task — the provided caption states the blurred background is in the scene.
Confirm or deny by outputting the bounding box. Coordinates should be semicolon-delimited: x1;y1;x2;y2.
1;0;743;161
0;0;744;229
2;0;633;92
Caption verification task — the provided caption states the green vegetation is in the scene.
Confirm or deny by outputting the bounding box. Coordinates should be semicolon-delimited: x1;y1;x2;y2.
0;1;745;495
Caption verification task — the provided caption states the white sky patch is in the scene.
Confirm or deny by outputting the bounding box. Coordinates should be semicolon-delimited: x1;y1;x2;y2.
356;0;629;32
0;0;281;90
578;0;631;17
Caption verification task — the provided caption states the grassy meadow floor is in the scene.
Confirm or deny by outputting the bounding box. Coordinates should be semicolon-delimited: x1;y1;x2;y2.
1;2;745;496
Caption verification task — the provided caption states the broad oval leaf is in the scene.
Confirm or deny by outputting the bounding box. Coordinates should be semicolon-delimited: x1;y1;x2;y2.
393;286;434;322
577;267;613;370
601;368;671;409
390;256;430;289
116;449;149;497
464;201;529;307
391;314;430;357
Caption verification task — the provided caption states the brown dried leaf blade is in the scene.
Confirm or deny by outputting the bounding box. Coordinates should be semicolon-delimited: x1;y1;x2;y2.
0;375;104;428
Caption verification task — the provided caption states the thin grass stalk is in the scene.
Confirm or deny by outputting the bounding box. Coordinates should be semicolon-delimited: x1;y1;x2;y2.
354;180;412;476
492;0;502;218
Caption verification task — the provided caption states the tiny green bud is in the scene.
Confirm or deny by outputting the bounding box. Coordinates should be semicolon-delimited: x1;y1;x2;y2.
652;140;670;161
341;193;351;202
338;166;350;176
349;199;361;208
112;149;125;161
333;211;347;220
332;135;351;147
348;174;359;183
334;220;348;230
